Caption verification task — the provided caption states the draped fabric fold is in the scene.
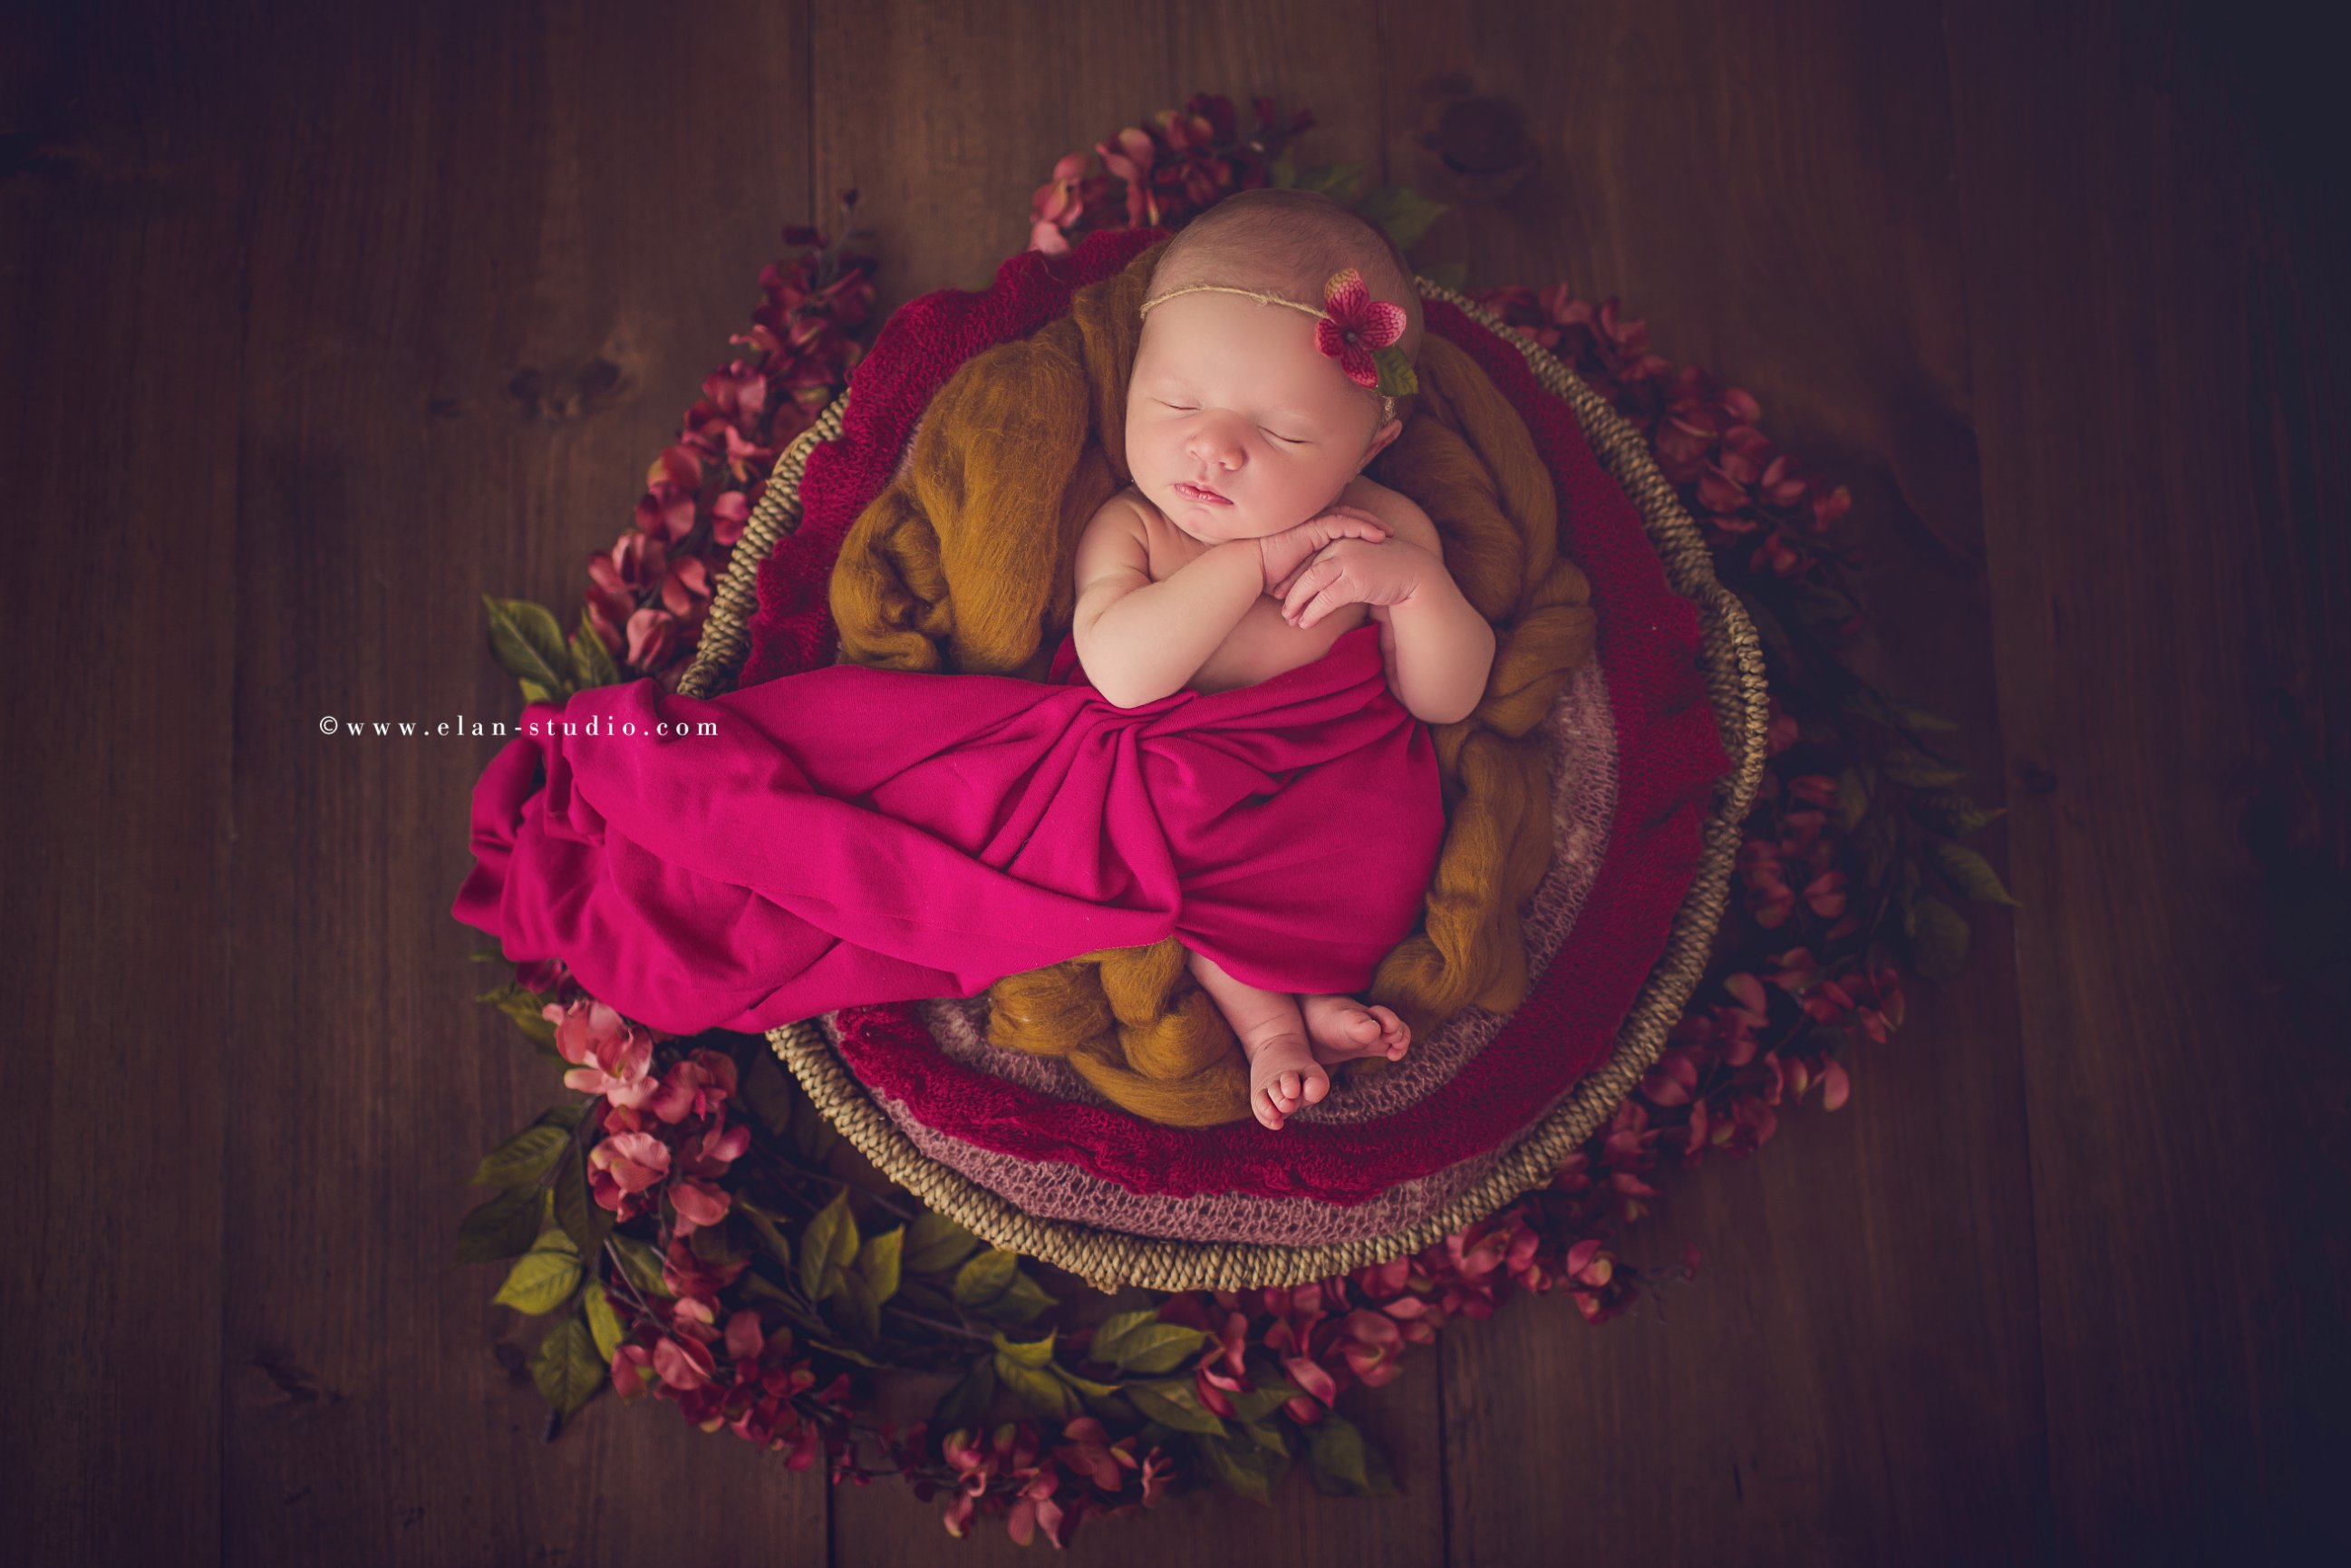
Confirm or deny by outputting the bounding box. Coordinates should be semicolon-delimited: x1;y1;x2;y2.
453;622;1445;1044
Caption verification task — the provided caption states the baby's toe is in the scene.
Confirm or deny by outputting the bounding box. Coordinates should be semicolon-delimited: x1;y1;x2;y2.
1301;1067;1330;1104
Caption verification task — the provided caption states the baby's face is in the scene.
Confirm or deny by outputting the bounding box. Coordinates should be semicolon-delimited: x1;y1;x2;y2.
1126;291;1389;543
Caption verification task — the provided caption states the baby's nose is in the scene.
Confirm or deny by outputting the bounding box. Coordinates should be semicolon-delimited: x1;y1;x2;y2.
1186;421;1245;467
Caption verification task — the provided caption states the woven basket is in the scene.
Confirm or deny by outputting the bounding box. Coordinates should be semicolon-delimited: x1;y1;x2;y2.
679;276;1766;1292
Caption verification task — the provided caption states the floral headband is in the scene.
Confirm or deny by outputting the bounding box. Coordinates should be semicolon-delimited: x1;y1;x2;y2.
1137;266;1419;420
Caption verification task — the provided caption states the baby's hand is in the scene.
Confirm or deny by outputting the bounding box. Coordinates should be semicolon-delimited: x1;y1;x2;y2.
1278;533;1434;629
1255;506;1389;596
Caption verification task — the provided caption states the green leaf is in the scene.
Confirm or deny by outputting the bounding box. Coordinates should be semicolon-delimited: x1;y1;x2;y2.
1930;838;2020;906
991;1329;1059;1369
469;1123;569;1188
583;1282;625;1364
1353;180;1447;255
608;1234;672;1298
475;982;559;1044
1199;1432;1279;1504
1910;895;1971;981
455;1186;546;1267
833;1266;882;1345
991;1331;1080;1420
789;1091;841;1166
1290;161;1365;203
1127;1378;1228;1437
568;610;621;691
467;944;510;963
1091;1311;1208;1376
551;1144;613;1256
1369;344;1419;397
1305;1412;1396;1496
740;1203;793;1273
1243;1417;1292;1458
494;1233;583;1316
1878;748;1969;789
798;1189;860;1302
1909;790;2008;838
855;1227;904;1307
530;1314;605;1416
1226;1381;1301;1426
932;1359;998;1437
1266;151;1299;189
904;1210;982;1275
483;595;576;704
1834;768;1871;832
738;1050;797;1139
952;1247;1017;1309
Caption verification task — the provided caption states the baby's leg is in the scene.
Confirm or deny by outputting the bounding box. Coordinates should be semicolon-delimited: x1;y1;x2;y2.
1185;946;1326;1131
1300;994;1412;1064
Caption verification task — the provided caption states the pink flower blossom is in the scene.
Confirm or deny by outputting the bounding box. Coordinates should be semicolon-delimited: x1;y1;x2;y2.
544;1001;659;1109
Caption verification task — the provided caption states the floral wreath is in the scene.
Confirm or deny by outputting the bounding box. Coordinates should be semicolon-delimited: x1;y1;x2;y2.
457;94;2012;1548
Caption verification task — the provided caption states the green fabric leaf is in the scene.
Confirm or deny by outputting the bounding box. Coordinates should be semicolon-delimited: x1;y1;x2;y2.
952;1247;1017;1308
1226;1380;1301;1426
568;610;621;691
530;1314;605;1416
1091;1312;1208;1376
1291;161;1365;202
1879;748;1969;789
798;1189;860;1302
1305;1412;1396;1496
1354;181;1446;253
1834;768;1871;831
738;1050;797;1139
608;1234;672;1298
1127;1378;1228;1437
455;1186;545;1267
903;1210;981;1275
997;1360;1080;1421
474;982;558;1044
1910;790;2008;838
494;1233;583;1316
1930;838;2020;906
551;1144;612;1256
1199;1432;1278;1505
833;1267;882;1345
855;1227;903;1307
931;1359;998;1438
483;595;576;705
583;1282;625;1365
469;1123;568;1188
991;1329;1059;1370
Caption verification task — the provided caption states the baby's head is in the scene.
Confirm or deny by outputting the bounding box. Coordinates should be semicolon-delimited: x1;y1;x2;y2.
1127;188;1424;543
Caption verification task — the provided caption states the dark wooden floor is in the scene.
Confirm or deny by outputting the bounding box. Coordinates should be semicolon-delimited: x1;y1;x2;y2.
6;0;2346;1563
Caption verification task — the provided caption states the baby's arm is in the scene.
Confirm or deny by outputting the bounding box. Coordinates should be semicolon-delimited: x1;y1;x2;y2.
1069;497;1261;708
1384;569;1495;725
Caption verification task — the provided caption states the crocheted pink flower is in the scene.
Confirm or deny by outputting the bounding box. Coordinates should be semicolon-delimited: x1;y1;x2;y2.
1314;266;1407;389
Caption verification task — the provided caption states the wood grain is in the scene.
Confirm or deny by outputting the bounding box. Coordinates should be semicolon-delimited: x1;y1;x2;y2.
215;1;826;1561
1946;0;2351;1558
1377;3;2049;1563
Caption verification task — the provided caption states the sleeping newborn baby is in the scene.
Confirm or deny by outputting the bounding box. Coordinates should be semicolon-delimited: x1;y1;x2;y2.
1072;188;1499;1130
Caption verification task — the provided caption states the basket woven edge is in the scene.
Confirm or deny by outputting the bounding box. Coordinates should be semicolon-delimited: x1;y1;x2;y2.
684;276;1769;1292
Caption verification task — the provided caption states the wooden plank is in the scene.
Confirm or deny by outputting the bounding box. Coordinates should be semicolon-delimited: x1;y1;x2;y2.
1945;0;2351;1556
0;2;238;1559
1379;2;2051;1560
808;1;1446;1561
218;1;828;1560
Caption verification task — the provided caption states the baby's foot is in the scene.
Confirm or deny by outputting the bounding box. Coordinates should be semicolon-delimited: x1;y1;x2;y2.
1239;1030;1328;1132
1301;993;1412;1065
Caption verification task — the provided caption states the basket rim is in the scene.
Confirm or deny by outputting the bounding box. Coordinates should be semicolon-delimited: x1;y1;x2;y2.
677;273;1768;1293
